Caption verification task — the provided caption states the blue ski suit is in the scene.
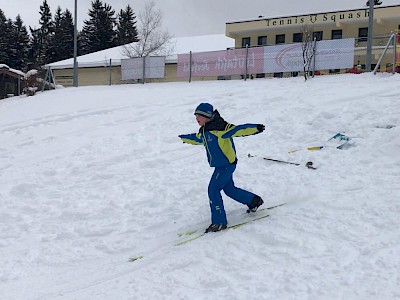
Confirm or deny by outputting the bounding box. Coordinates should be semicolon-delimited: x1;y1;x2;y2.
179;111;264;225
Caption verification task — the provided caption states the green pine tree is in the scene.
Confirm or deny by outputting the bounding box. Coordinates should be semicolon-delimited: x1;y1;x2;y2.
28;27;42;69
0;9;9;63
51;7;75;62
9;15;30;70
116;5;139;45
50;6;63;62
80;0;117;55
59;9;75;60
38;0;54;65
4;19;15;67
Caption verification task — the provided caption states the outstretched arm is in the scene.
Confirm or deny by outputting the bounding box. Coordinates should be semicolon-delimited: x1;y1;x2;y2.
221;124;265;139
179;133;203;145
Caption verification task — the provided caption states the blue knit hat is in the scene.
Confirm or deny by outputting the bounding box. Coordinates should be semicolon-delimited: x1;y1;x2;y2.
194;103;214;118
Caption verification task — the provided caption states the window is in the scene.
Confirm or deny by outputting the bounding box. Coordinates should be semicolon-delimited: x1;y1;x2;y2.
217;75;231;80
329;69;341;74
275;34;285;44
358;27;368;42
331;30;342;40
257;36;267;46
293;33;303;43
5;83;14;94
313;31;323;41
242;37;251;47
256;73;265;78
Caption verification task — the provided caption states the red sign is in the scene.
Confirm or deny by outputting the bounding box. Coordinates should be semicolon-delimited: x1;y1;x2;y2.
177;47;264;78
396;33;400;67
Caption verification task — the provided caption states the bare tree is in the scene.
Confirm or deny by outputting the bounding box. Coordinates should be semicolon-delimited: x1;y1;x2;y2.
301;25;317;81
123;1;174;57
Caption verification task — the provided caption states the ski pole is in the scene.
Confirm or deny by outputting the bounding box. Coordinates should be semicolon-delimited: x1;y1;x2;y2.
288;146;323;154
247;154;316;169
248;154;300;165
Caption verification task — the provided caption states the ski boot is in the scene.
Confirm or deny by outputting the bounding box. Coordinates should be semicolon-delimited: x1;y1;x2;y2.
247;195;264;213
205;224;227;233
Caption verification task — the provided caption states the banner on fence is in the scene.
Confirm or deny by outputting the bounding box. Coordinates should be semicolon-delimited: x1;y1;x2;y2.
121;56;165;80
396;33;400;67
264;38;355;73
314;38;355;70
178;38;355;78
177;47;264;78
264;43;303;73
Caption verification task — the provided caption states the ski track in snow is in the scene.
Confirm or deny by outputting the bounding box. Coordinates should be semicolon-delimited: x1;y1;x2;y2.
0;74;399;300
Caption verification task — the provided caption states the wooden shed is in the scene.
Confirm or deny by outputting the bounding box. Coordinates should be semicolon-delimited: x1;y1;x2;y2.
0;64;25;99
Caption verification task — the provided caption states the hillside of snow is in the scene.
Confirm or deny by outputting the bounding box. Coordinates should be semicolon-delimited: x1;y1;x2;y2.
0;74;399;300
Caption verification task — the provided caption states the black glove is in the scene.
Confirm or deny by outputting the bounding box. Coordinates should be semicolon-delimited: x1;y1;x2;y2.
257;124;265;132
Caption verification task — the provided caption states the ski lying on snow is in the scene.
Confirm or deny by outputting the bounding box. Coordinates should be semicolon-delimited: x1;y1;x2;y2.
288;133;351;153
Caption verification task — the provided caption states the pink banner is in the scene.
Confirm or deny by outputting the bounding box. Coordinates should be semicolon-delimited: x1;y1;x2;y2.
397;33;400;68
177;47;264;78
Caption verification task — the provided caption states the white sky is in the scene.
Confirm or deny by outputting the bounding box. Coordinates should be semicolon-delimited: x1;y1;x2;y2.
1;0;400;37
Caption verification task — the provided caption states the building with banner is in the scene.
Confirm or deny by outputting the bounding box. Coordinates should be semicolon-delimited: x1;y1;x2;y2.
47;5;400;86
225;4;400;77
47;34;235;87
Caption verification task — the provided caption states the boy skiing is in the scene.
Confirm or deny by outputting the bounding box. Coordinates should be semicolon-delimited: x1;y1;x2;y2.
179;103;266;233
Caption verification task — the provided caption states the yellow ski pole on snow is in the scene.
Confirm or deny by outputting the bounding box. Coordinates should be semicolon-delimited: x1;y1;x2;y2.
288;146;323;154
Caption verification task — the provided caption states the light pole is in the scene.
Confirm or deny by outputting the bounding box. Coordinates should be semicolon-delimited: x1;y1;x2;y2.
366;0;374;71
73;0;78;87
366;0;382;71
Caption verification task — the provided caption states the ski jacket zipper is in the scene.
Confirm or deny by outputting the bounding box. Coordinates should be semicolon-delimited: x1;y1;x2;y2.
202;127;213;164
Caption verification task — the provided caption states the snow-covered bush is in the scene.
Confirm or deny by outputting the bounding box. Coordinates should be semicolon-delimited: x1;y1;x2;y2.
24;69;39;96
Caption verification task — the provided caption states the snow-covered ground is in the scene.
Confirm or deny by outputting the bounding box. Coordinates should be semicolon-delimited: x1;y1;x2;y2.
0;73;399;300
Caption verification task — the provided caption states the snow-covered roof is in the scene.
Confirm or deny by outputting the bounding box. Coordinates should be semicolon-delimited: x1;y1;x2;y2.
25;69;38;78
0;64;25;77
46;34;235;69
